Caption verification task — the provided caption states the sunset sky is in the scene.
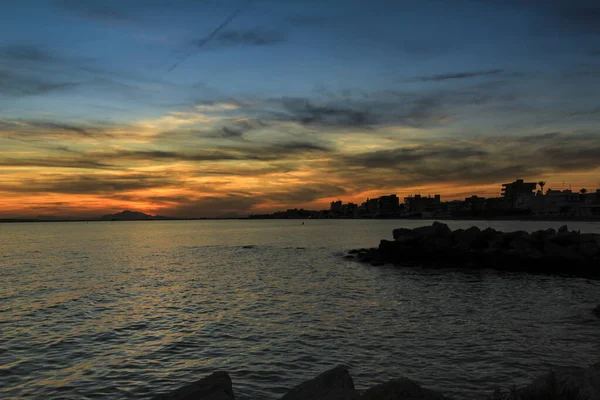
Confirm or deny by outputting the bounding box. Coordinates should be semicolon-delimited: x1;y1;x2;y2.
1;0;599;218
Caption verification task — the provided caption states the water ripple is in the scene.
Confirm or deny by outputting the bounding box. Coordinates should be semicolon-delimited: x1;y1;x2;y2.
1;220;600;399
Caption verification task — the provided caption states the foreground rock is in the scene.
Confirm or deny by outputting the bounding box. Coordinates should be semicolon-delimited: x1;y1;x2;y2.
530;361;600;400
151;371;234;400
152;362;600;400
346;222;600;278
361;378;447;400
280;364;360;400
492;361;600;400
152;366;448;400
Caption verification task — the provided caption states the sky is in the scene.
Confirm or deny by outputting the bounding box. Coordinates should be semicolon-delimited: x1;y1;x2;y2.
0;0;599;218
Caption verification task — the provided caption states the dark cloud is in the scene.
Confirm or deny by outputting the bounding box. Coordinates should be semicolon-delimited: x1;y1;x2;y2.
266;183;347;204
0;45;58;63
1;119;114;139
336;132;600;189
261;94;448;129
0;45;149;102
108;140;332;163
0;157;113;170
207;29;286;48
275;97;376;128
0;70;78;97
206;119;268;139
3;174;175;195
29;121;111;138
343;146;488;169
417;69;504;82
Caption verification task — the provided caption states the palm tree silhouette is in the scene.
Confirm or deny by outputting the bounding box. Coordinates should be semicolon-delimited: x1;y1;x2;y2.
580;188;587;195
538;181;546;195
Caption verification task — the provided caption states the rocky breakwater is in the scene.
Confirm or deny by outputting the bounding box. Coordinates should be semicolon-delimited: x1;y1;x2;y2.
347;222;600;278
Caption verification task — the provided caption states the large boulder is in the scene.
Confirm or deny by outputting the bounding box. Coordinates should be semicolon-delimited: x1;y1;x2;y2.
411;222;452;238
280;365;360;400
543;241;584;261
361;378;448;400
393;228;416;240
525;362;600;400
151;371;235;400
478;227;500;249
452;226;481;247
431;221;452;236
412;225;439;238
579;242;600;257
531;228;556;243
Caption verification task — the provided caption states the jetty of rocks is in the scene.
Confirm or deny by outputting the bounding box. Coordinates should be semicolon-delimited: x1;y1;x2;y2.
346;222;600;278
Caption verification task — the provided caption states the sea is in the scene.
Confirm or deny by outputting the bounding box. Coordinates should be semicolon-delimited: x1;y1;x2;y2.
1;219;599;399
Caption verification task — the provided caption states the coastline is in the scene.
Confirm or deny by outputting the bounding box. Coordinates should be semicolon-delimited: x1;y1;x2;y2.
2;215;600;224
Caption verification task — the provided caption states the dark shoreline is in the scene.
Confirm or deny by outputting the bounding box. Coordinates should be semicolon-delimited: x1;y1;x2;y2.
2;216;600;224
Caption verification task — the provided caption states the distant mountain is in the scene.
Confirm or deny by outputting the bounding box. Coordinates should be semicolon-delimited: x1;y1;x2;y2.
100;210;175;221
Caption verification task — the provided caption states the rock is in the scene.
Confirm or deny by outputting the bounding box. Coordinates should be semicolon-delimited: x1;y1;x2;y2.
543;241;583;260
412;225;439;237
578;234;598;243
479;228;500;249
579;242;600;257
357;249;379;263
527;362;600;400
594;305;600;318
452;226;480;247
361;378;448;400
343;255;355;260
151;371;235;400
488;234;510;251
432;221;452;236
451;241;473;254
412;222;452;239
394;235;421;245
558;224;569;234
531;228;556;242
393;228;415;240
508;236;534;251
434;236;453;252
280;365;360;400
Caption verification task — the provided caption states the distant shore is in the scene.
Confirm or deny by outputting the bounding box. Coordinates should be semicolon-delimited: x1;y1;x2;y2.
2;215;599;224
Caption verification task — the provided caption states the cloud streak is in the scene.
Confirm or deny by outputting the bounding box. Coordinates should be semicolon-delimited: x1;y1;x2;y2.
167;0;254;72
416;69;504;82
210;29;286;48
0;70;78;97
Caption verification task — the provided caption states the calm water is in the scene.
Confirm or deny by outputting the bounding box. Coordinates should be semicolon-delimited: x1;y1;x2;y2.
1;219;599;399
